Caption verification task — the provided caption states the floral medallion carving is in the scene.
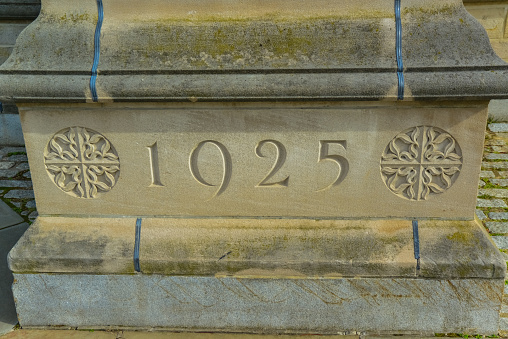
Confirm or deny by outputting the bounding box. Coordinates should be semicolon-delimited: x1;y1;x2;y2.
44;127;120;198
380;126;462;201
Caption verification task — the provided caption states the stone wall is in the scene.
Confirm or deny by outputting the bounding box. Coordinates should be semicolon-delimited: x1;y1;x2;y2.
0;1;507;145
0;1;40;145
464;1;508;121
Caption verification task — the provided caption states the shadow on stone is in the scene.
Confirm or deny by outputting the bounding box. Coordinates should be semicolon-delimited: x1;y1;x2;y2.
0;222;29;335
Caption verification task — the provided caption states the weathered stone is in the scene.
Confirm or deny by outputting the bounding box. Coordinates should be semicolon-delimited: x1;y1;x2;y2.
4;190;34;199
0;223;29;336
491;179;508;186
6;154;28;162
476;209;487;220
489;212;508;220
479;180;486;187
4;0;508;334
485;153;508;160
15;163;30;171
480;170;495;178
478;188;508;198
9;218;505;280
487;139;507;146
500;318;508;338
0;162;14;170
486;222;508;233
465;4;508;39
0;169;22;178
477;198;507;207
492;145;508;153
20;102;486;220
498;171;508;177
492;236;508;249
1;0;508;102
0;2;41;20
486;153;508;160
489;123;508;133
482;162;508;169
11;273;503;334
28;211;38;221
10;201;21;209
25;200;36;209
0;114;25;147
22;171;31;179
0;200;23;230
0;180;32;188
0;147;26;158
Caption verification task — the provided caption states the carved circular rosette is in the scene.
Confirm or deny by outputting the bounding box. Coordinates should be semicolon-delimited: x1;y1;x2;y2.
380;126;462;201
44;127;120;199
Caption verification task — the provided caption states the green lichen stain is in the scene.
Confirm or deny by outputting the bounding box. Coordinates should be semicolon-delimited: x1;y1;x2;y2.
58;13;92;23
114;18;385;69
446;232;476;246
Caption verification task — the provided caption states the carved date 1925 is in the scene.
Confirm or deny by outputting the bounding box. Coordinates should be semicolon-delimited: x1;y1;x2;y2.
147;139;349;199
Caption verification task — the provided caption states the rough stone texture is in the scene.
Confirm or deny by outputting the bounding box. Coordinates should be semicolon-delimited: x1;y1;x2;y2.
15;162;30;171
20;102;487;219
1;0;507;102
486;153;508;160
492;236;508;249
0;169;23;178
4;190;34;199
489;212;508;220
0;162;15;170
9;217;505;280
0;180;32;188
0;223;29;336
476;209;487;220
483;162;508;169
478;188;508;198
11;273;504;334
0;114;24;146
480;170;496;178
0;331;362;339
8;217;137;274
491;179;508;186
6;154;28;162
492;145;508;152
0;2;41;20
488;101;508;123
477;198;507;207
486;222;508;234
0;200;23;230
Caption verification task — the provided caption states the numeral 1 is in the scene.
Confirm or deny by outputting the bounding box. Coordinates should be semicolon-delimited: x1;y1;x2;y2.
147;142;164;187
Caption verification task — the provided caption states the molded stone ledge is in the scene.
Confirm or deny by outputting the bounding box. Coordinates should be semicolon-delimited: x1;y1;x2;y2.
8;217;137;274
0;3;41;20
1;0;507;102
8;217;506;279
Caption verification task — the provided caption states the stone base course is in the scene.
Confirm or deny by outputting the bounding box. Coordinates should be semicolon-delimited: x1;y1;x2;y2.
5;124;508;335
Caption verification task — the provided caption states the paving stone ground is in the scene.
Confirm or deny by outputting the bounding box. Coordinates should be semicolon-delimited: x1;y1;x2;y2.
0;146;37;224
4;123;508;338
479;123;508;338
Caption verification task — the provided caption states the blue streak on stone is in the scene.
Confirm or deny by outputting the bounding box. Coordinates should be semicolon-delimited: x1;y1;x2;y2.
412;219;420;270
134;218;141;272
90;0;103;102
395;0;404;100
